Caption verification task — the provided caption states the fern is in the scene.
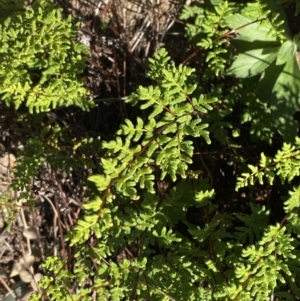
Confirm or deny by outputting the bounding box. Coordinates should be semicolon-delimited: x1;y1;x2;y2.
236;137;300;190
89;48;216;200
181;1;232;75
228;0;286;41
0;0;94;113
30;39;300;300
25;1;300;300
235;203;269;244
230;224;296;300
10;114;100;203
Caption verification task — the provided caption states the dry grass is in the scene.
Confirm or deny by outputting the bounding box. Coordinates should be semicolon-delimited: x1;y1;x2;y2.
54;0;189;100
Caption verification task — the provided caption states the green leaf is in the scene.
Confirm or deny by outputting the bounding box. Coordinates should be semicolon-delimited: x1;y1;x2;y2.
257;61;284;102
227;47;279;78
82;197;102;212
276;40;295;65
225;14;279;42
269;54;300;141
210;0;223;5
88;174;111;191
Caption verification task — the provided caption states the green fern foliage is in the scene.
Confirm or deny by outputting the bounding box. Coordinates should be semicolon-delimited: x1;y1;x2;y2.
227;224;297;300
24;1;300;299
181;1;232;75
35;178;219;301
0;0;94;113
236;137;300;190
234;203;269;244
90;48;216;198
30;256;92;301
29;42;300;301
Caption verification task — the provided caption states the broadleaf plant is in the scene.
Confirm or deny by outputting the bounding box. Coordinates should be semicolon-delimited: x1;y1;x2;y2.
226;1;300;141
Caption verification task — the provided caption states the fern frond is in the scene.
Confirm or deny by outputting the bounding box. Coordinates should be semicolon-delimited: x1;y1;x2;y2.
235;139;300;190
96;48;217;197
235;203;269;244
0;0;93;113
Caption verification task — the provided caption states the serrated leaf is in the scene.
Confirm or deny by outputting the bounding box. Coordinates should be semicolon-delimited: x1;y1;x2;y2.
225;14;278;42
276;40;295;65
227;47;279;78
267;54;300;142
